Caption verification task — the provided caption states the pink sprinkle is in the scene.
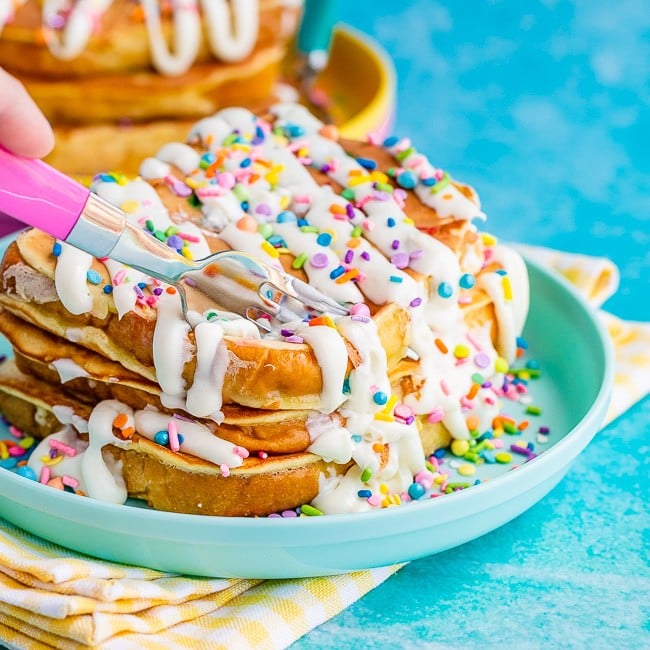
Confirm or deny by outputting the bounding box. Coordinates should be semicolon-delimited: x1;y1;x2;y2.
8;446;25;457
62;476;79;489
458;295;473;305
361;219;375;231
233;446;250;459
39;467;51;485
460;397;474;409
294;194;312;205
220;464;230;477
167;420;180;452
258;451;269;459
357;196;373;209
367;130;382;146
427;407;444;423
8;425;23;439
350;302;371;317
367;495;382;507
484;396;496;405
466;332;483;351
112;270;127;286
50;438;77;457
217;172;236;189
493;439;505;449
285;335;304;343
394;404;414;420
415;470;434;489
440;380;451;396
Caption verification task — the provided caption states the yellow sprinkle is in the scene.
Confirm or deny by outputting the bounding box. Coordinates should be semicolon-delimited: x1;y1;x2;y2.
120;200;139;214
434;474;447;485
348;175;371;187
485;440;495;449
453;344;471;359
494;357;509;373
40;454;64;467
265;173;280;187
392;493;402;506
231;143;252;152
402;217;415;226
184;177;201;189
482;233;497;246
495;452;513;464
381;497;392;508
458;463;477;477
279;194;291;210
261;241;280;258
374;412;395;422
0;442;8;460
451;439;470;456
381;394;398;415
181;247;194;260
379;483;390;495
493;428;504;438
502;275;513;301
370;171;388;184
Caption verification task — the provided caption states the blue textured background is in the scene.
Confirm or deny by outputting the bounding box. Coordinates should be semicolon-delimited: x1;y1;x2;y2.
296;1;649;647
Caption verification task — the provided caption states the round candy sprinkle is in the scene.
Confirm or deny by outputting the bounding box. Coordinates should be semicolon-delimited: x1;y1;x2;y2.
373;391;388;406
350;302;370;317
397;170;417;189
495;452;513;464
103;285;113;294
86;269;102;285
437;282;453;298
310;253;328;269
494;357;509;373
16;466;37;480
408;482;426;500
453;344;470;359
451;440;470;456
459;273;475;289
277;210;297;223
154;431;169;446
457;463;476;477
316;232;332;246
474;352;491;368
52;242;62;257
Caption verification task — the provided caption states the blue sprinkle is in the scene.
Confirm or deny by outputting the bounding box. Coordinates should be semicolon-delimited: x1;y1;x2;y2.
421;177;436;186
342;377;351;394
329;265;345;279
297;218;310;227
383;135;399;147
154;431;169;446
389;275;403;283
526;359;540;370
0;457;17;469
52;242;62;257
97;173;117;183
137;282;148;290
480;450;496;464
357;489;373;498
277;210;297;223
240;158;252;168
397;170;417;189
255;125;266;140
495;269;508;276
408;482;426;500
284;124;305;138
16;465;37;480
459;273;475;289
386;217;396;227
317;232;332;246
437;282;453;298
86;269;102;285
433;448;447;459
357;156;377;170
351;434;362;443
240;201;249;211
267;235;286;247
103;285;113;294
372;391;388;405
516;336;529;349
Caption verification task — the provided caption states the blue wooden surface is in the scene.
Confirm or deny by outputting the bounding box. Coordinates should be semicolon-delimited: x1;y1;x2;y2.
295;1;649;647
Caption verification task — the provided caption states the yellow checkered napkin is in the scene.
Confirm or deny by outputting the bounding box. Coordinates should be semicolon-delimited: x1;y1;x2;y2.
0;247;647;650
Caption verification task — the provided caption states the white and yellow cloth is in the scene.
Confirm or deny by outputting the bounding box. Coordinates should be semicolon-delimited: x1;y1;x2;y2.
0;248;648;650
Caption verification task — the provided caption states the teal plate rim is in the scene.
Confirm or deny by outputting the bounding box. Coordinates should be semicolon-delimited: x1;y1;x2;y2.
0;233;614;578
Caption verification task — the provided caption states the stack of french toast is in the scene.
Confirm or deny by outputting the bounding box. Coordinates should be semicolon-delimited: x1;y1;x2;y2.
0;103;529;516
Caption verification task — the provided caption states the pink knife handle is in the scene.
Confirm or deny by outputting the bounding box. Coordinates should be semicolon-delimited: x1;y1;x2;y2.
0;146;90;240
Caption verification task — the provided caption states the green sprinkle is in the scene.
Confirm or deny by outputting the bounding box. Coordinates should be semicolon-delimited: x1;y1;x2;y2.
341;188;356;201
232;183;250;202
292;252;308;269
153;230;166;242
222;133;238;146
471;373;485;384
386;167;397;177
462;452;480;463
395;146;415;161
425;461;437;473
145;219;155;232
257;223;273;239
164;225;179;237
375;182;394;193
525;405;543;416
299;225;319;233
503;422;519;435
430;172;451;194
360;467;373;483
351;225;363;237
300;504;323;516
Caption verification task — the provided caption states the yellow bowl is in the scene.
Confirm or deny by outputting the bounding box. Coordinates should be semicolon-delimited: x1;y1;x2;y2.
314;25;396;140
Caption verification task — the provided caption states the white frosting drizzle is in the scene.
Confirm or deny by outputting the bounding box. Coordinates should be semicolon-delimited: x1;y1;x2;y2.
0;0;268;75
54;242;93;315
51;358;90;383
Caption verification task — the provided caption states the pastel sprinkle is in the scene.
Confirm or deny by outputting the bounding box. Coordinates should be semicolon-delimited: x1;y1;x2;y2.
86;269;102;285
495;452;513;464
360;468;373;483
301;504;324;516
437;282;453;298
457;463;476;477
310;253;329;269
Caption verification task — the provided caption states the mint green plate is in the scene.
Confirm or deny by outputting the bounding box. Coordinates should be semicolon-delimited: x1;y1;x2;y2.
0;235;613;578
